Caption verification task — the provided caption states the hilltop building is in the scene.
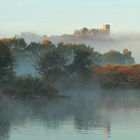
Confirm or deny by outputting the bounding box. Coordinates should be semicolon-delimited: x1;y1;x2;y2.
102;24;110;33
73;24;110;37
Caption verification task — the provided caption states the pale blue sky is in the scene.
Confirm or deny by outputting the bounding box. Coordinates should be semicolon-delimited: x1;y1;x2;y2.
0;0;140;36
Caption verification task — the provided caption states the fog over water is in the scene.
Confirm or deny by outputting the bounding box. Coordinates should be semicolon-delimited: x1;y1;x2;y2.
1;89;140;140
1;0;140;139
2;32;140;140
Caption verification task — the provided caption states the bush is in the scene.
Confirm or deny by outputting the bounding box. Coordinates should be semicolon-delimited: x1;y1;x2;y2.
92;64;140;88
2;76;58;98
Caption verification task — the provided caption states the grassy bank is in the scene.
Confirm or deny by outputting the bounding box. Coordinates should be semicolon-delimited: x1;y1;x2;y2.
0;76;67;99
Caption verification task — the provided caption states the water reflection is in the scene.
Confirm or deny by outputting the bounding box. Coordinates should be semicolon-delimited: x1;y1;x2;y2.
0;89;140;140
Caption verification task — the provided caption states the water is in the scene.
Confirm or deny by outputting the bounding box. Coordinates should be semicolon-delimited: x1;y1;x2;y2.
1;89;140;140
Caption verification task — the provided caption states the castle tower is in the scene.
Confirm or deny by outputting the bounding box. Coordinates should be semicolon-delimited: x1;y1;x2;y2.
102;24;110;34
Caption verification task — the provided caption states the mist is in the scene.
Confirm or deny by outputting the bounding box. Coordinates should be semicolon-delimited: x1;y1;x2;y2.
1;31;140;140
1;89;140;139
14;32;140;76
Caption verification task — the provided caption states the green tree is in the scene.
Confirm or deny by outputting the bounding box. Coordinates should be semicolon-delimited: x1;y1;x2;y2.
36;48;67;82
100;50;134;65
0;43;15;80
12;38;27;49
70;45;99;75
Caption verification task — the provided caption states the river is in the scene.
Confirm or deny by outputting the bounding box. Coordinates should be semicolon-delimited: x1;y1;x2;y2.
0;89;140;140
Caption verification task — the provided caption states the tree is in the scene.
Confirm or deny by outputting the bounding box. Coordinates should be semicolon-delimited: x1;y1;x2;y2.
26;40;55;54
100;49;135;65
12;38;27;49
0;44;15;80
36;48;67;82
41;39;51;46
70;45;99;75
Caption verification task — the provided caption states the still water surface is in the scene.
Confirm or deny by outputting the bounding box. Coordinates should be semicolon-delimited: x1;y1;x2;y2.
0;89;140;140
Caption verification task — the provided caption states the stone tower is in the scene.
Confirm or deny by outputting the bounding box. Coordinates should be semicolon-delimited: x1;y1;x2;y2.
102;24;110;34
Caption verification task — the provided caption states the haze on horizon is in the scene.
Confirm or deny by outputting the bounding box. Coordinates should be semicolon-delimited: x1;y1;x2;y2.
0;0;140;37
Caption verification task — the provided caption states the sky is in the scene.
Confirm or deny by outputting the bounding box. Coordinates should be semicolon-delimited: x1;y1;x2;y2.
0;0;140;36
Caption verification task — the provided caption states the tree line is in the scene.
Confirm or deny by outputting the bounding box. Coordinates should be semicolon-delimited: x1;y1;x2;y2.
0;37;137;90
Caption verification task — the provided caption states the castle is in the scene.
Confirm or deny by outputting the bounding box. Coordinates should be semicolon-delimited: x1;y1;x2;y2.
73;24;110;37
